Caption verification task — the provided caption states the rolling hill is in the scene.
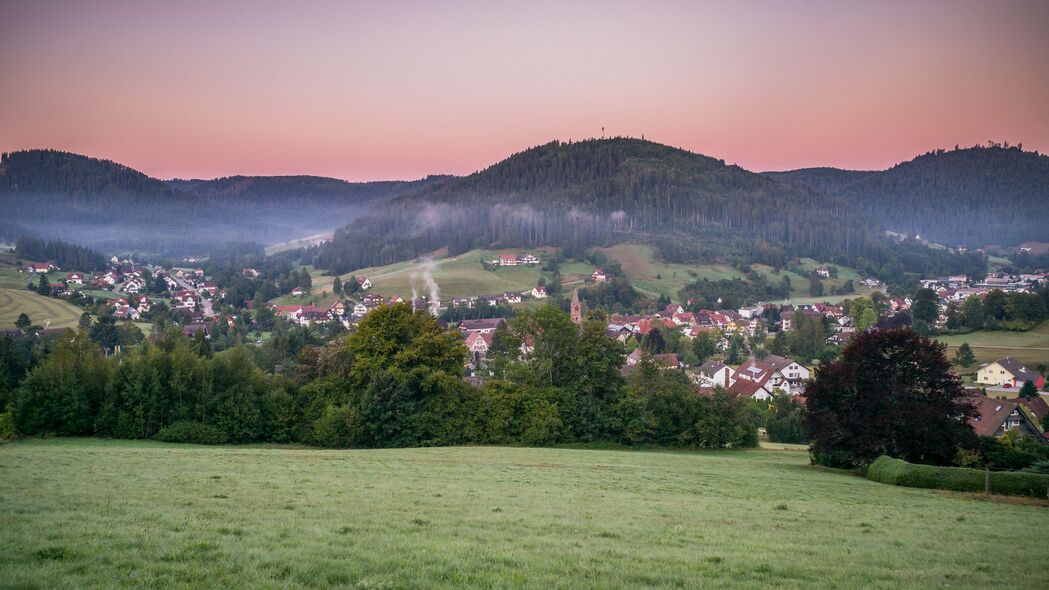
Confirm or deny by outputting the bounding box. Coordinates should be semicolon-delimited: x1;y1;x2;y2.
310;138;986;287
312;138;868;272
766;144;1049;247
0;150;436;255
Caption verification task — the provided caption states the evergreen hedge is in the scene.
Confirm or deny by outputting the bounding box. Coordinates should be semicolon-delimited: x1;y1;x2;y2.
867;455;1049;498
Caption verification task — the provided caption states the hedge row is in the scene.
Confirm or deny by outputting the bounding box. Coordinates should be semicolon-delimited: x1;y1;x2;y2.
867;455;1049;498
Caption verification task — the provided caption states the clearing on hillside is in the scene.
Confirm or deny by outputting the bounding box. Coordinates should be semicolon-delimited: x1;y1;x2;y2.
2;439;1047;589
0;287;83;330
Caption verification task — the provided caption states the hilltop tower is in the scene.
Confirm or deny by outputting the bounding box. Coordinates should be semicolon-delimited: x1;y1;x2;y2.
570;289;582;325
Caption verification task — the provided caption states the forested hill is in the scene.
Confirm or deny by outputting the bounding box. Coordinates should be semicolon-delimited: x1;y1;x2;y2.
310;138;984;284
0;150;434;255
0;149;183;202
766;145;1049;247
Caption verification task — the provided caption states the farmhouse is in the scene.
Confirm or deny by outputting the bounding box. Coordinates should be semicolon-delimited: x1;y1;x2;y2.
356;276;372;290
591;269;608;283
520;254;540;265
26;262;56;273
65;272;84;285
498;254;519;267
329;301;347;317
976;357;1046;389
530;286;547;299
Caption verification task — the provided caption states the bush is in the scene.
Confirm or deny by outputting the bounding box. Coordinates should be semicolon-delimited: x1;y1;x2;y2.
0;411;15;440
868;455;1049;498
154;421;229;445
313;404;364;448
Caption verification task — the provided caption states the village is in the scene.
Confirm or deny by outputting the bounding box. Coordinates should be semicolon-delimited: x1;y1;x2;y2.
17;249;1049;433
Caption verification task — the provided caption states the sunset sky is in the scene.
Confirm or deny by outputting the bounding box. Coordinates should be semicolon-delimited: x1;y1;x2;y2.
2;0;1047;181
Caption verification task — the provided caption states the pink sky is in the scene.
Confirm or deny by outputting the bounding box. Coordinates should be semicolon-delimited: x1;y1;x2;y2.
1;0;1047;181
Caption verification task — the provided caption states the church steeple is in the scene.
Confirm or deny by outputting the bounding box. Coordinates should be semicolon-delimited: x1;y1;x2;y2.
570;289;582;325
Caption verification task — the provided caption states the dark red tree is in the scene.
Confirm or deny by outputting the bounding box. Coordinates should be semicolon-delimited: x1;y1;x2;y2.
804;327;976;468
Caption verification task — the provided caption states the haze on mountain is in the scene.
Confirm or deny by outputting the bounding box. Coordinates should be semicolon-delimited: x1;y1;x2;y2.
0;150;436;254
1;140;1043;279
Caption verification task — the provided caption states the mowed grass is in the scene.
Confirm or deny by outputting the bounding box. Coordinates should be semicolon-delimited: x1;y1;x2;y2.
307;250;557;301
2;440;1048;589
597;244;867;303
938;321;1049;369
0;287;83;330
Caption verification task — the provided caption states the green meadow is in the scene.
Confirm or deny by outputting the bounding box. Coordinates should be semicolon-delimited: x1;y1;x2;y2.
2;439;1047;589
0;287;84;330
285;244;868;306
939;321;1049;369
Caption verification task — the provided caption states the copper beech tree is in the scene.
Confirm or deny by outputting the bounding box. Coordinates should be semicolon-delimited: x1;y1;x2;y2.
804;327;977;468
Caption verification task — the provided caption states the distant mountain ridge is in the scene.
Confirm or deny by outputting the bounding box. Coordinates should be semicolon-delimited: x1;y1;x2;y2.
0;150;438;255
765;145;1049;247
1;142;1039;265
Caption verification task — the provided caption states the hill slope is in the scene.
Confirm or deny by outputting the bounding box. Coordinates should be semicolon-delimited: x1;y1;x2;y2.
313;138;871;272
0;150;432;255
767;145;1049;247
311;139;984;286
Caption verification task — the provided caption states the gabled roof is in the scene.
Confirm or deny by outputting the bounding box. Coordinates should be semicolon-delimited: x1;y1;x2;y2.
968;395;1024;437
727;379;771;398
460;318;505;331
993;356;1042;382
698;360;727;375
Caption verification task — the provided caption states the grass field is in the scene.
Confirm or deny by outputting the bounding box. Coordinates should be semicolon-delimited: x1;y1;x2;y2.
272;245;873;307
597;244;869;303
0;251;30;289
938;321;1049;369
2;439;1047;589
0;287;84;330
276;251;561;305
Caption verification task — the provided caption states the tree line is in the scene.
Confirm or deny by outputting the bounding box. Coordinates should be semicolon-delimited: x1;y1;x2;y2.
2;303;756;450
15;237;107;271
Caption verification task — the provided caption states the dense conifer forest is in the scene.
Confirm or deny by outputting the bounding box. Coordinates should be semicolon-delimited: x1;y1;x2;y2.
767;144;1049;247
309;139;988;285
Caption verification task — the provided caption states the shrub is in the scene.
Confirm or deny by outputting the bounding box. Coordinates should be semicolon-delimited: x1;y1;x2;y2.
868;455;1049;498
1023;460;1049;474
313;404;364;448
0;411;15;441
154;421;229;445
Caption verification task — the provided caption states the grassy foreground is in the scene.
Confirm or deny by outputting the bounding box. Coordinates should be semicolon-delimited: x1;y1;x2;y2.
2;440;1047;589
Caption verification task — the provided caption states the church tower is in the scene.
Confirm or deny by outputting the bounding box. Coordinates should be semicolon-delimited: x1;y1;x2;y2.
570;289;582;325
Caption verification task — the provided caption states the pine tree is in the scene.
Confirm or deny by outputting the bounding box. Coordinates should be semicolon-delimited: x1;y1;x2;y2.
953;343;975;368
1018;380;1038;399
